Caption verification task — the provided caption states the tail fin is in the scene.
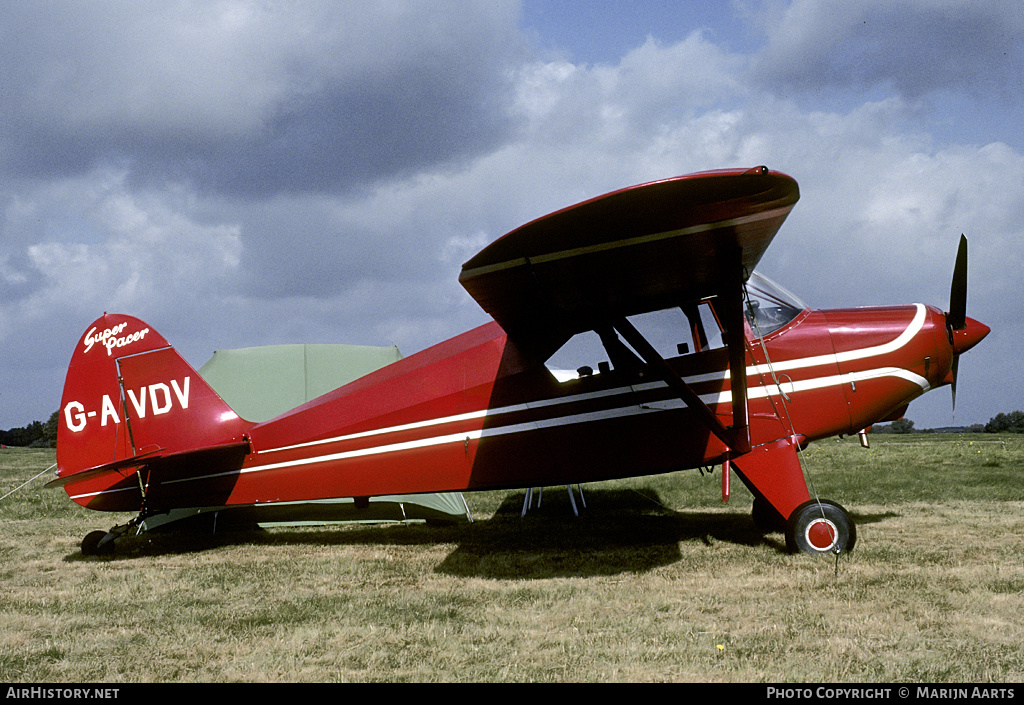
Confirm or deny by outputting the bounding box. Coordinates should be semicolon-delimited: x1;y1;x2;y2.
56;314;252;495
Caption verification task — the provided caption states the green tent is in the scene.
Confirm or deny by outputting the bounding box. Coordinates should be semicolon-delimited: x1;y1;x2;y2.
139;343;472;533
197;343;404;422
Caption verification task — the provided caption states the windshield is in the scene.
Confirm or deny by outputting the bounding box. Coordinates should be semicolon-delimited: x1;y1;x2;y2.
744;271;808;336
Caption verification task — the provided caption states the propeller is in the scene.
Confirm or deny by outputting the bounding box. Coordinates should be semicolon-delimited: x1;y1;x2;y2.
945;234;990;416
948;234;968;412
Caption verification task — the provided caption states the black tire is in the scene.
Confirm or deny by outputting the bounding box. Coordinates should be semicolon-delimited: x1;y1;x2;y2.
752;496;786;533
785;499;856;556
81;530;114;556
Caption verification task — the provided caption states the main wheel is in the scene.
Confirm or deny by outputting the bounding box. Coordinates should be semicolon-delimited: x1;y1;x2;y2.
785;500;856;556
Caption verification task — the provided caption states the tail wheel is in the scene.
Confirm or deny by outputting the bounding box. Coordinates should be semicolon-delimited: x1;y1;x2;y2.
785;499;856;556
81;530;115;557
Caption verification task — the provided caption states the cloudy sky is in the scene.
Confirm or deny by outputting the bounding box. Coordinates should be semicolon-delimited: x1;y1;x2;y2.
1;0;1021;431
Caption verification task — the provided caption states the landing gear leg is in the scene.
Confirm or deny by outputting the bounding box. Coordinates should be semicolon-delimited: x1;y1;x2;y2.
730;436;858;557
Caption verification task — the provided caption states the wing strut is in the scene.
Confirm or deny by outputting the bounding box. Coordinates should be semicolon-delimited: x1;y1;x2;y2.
610;248;751;455
719;249;751;453
612;315;750;455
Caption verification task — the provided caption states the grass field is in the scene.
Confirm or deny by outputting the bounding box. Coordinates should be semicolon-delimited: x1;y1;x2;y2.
2;434;1022;682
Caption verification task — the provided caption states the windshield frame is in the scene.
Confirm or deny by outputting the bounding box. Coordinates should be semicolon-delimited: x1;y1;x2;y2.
743;271;809;338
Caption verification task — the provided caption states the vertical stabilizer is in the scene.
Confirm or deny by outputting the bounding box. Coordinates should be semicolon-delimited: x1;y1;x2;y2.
56;314;251;503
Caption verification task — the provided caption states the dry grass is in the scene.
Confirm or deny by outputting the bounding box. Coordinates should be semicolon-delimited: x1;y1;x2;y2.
2;436;1023;682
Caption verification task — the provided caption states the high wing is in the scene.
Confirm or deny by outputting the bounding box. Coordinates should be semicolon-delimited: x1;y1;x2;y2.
459;166;799;354
459;166;800;453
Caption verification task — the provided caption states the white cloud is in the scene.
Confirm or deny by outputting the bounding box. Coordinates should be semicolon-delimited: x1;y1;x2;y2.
0;169;243;365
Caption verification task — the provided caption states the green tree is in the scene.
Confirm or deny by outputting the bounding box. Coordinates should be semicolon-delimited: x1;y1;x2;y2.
43;410;59;448
985;411;1024;433
0;412;59;447
891;418;916;434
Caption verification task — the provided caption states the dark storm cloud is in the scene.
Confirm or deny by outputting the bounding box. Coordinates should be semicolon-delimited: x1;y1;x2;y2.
0;1;525;197
177;65;519;198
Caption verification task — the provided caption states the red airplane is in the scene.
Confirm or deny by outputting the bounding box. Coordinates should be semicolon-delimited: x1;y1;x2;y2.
50;167;989;557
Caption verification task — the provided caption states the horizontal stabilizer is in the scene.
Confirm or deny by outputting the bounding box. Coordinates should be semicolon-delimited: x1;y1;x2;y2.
45;448;165;488
47;440;251;490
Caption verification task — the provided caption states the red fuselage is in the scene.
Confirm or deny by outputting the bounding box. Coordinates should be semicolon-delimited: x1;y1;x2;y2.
60;298;988;516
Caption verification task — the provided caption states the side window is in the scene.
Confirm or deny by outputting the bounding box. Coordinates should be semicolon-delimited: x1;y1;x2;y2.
692;301;725;351
543;302;727;383
625;307;691;359
621;303;724;357
544;330;608;381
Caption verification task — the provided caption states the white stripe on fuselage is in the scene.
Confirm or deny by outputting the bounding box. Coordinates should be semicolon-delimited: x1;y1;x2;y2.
256;303;928;455
751;302;928;376
74;304;929;497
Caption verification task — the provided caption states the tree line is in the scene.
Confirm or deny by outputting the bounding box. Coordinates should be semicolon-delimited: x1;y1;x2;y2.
0;411;59;448
874;410;1024;435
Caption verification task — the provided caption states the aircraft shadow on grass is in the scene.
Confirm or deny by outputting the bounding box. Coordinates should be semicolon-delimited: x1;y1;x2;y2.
65;487;893;578
436;492;890;579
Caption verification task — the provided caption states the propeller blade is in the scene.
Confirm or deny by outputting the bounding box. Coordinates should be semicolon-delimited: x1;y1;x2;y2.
948;235;969;417
951;353;960;415
948;234;968;331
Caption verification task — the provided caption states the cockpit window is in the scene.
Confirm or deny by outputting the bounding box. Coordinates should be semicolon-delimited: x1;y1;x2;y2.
744;271;807;336
544;272;806;382
544;301;726;382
